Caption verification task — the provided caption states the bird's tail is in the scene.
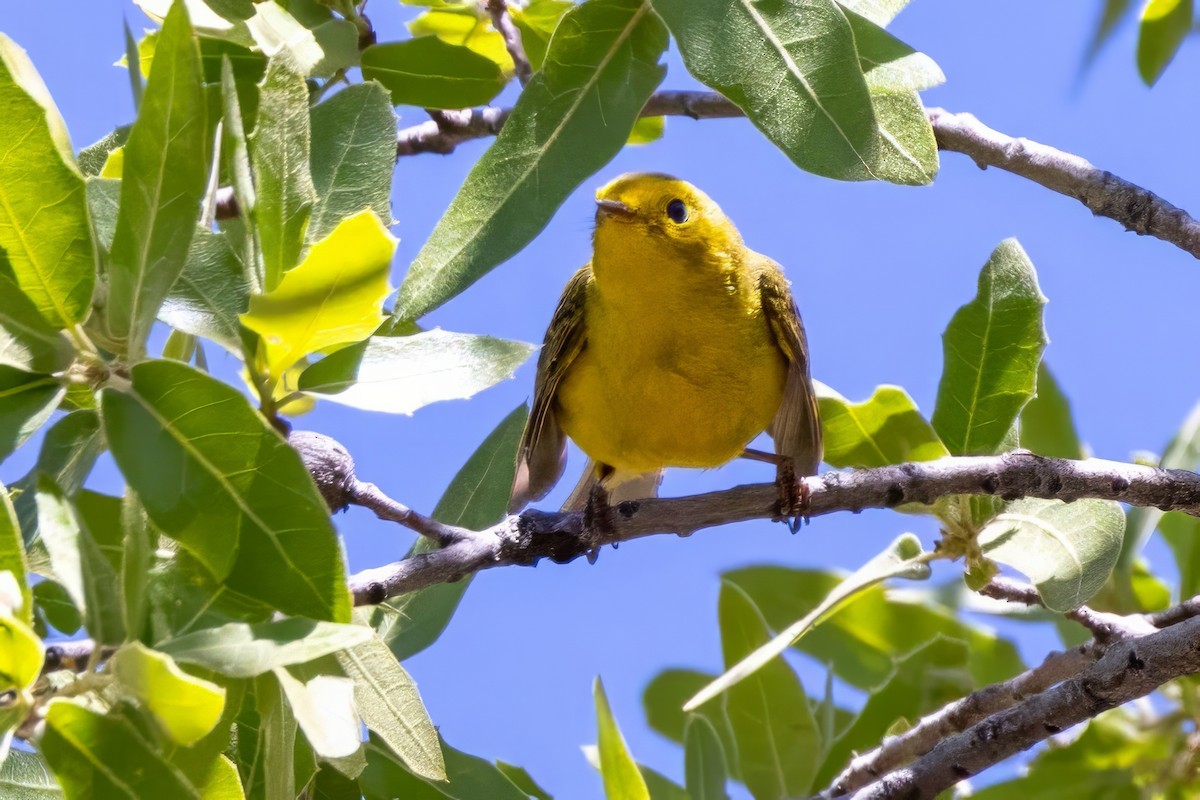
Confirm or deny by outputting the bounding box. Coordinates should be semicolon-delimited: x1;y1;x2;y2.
562;460;663;511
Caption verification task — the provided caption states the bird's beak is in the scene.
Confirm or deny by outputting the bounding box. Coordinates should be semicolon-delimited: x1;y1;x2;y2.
595;198;635;220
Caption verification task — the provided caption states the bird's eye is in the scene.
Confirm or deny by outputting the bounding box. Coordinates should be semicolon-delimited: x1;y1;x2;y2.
666;199;688;224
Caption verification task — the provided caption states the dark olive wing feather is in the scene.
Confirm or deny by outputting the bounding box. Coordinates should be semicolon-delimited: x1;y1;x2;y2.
757;256;823;476
509;265;593;512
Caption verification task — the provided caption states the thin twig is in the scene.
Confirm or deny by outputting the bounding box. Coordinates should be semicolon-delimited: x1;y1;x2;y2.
347;480;474;546
485;0;532;85
846;614;1200;799
979;576;1156;643
344;452;1200;603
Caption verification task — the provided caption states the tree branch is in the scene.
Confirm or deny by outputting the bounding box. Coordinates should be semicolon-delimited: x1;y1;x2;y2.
846;613;1200;799
371;91;1200;260
485;0;532;86
345;452;1200;603
821;642;1099;797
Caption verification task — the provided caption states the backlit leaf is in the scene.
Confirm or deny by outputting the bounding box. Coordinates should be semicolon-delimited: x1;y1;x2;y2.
113;641;226;746
595;677;650;800
1137;0;1193;85
0;34;95;327
684;715;729;800
0;749;63;799
817;383;947;468
408;7;513;70
0;485;31;626
242;210;395;383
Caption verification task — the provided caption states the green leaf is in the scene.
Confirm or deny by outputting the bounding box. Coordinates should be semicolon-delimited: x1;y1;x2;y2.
160;618;372;677
106;1;209;357
512;0;576;71
814;637;973;788
722;565;1024;690
0;34;95;328
1137;0;1193;85
1082;0;1138;70
299;329;534;414
979;497;1125;612
844;9;942;92
817;383;948;468
1120;400;1200;568
242;210;395;383
112;641;226;746
842;8;941;185
0;749;63;799
0;483;32;627
220;57;261;291
0;368;63;462
627;115;665;145
684;715;729;800
78;127;130;177
308;82;397;244
252;53;318;290
0;611;42;693
640;766;689;800
120;491;152;641
101;359;351;621
837;0;911;25
394;0;667;320
496;761;554;800
335;636;446;781
1160;511;1200;601
687;534;929;712
642;668;739;779
255;673;299;800
361;734;529;800
653;0;878;182
160;229;250;352
0;258;74;373
372;404;526;660
362;38;508;109
719;581;819;799
931;239;1047;455
1019;362;1084;459
34;475;124;645
594;677;650;800
41;701;197;797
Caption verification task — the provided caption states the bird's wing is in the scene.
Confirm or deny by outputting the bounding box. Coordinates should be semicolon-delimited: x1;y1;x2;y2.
509;265;593;512
758;256;823;476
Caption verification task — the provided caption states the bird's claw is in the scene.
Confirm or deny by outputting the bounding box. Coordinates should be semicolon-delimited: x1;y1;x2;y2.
773;458;811;532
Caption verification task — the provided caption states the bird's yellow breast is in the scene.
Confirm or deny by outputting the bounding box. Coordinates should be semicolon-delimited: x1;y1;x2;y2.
555;261;787;474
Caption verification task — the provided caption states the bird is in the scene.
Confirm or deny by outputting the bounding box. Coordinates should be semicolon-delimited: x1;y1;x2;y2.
508;172;822;528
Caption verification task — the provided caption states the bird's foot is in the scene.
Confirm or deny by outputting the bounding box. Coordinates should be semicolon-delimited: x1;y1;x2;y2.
583;482;614;563
773;457;811;533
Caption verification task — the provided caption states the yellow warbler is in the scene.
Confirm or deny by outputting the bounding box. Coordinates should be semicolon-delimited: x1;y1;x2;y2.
509;173;822;519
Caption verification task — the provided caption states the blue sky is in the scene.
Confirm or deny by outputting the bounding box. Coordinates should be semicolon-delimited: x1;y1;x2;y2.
4;1;1200;796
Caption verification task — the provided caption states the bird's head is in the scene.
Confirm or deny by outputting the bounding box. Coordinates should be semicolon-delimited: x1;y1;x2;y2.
592;173;743;267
